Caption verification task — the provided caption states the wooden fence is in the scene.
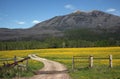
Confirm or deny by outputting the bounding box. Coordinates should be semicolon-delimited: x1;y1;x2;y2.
0;56;30;70
0;56;30;78
72;55;115;70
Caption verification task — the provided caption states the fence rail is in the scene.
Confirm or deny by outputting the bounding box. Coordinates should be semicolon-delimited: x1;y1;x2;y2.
72;55;120;70
0;58;14;61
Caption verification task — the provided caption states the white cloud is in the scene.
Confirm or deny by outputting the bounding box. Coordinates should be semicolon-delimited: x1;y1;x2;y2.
106;8;116;12
32;20;40;24
64;4;75;10
17;21;25;25
106;8;120;16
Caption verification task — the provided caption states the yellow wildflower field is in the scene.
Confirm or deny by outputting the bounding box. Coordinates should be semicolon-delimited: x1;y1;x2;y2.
0;47;120;67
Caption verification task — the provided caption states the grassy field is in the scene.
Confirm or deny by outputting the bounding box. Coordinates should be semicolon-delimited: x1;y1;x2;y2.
0;47;120;79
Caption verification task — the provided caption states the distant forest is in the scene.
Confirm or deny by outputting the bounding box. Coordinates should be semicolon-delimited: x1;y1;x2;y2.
0;39;119;50
0;28;120;50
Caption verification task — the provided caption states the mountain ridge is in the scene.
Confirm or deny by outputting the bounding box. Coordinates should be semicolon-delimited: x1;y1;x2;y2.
32;10;120;30
0;10;120;41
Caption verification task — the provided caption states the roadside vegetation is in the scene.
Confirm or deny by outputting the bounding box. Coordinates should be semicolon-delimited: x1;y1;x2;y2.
0;57;43;78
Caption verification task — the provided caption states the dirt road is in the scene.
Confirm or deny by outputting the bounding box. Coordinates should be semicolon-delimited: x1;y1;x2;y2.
19;54;71;79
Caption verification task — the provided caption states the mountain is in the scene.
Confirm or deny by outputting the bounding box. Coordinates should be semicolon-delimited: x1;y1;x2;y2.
0;10;120;41
32;10;120;30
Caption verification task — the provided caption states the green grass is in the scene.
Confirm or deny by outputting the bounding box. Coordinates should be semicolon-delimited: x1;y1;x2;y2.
70;66;120;79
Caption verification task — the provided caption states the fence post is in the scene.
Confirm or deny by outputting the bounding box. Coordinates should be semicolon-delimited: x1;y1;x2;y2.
72;56;74;70
89;56;93;68
109;55;113;68
14;56;17;65
26;59;28;70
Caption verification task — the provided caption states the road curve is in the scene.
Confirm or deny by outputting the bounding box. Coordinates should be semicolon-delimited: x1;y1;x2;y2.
18;54;71;79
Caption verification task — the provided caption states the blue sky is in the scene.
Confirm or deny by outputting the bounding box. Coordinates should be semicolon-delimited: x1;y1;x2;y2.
0;0;120;29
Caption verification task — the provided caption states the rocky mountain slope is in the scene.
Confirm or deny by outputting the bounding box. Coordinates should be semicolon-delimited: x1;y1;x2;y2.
0;10;120;41
32;10;120;30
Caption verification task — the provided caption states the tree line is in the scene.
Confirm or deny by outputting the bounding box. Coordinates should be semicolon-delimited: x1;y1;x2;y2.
0;28;119;50
0;39;119;50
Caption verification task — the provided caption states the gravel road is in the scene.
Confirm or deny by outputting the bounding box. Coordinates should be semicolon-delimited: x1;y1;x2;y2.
16;54;71;79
